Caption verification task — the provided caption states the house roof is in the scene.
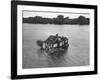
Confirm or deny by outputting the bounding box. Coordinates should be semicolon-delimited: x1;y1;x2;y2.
45;35;57;44
45;35;68;44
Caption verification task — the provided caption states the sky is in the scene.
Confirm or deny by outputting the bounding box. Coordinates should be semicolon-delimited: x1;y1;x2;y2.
23;11;90;19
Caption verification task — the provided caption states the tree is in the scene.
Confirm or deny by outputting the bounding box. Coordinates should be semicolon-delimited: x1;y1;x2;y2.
78;16;86;25
63;17;69;24
56;15;64;24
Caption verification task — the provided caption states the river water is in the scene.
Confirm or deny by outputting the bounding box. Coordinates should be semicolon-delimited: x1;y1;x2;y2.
22;23;90;69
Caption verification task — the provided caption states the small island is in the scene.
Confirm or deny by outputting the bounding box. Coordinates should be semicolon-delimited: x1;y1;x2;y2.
23;15;90;25
37;34;69;54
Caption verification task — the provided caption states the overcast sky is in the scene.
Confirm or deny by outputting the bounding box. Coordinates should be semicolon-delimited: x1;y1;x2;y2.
23;11;90;19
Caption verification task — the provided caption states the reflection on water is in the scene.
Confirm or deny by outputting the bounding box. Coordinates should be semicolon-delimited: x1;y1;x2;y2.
37;48;68;67
23;24;90;69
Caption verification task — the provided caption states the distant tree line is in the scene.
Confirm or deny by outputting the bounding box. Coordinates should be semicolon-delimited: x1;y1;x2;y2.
23;15;90;25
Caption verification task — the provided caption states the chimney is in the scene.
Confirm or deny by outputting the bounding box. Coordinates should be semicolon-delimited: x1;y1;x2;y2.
56;34;58;37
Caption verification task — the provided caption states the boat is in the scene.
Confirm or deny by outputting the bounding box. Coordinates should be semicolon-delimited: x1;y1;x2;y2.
37;34;69;53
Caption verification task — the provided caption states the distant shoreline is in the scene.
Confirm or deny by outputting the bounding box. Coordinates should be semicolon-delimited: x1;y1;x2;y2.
23;15;90;25
23;23;89;26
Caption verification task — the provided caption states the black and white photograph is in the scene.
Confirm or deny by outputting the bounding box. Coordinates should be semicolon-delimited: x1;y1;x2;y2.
11;1;97;79
22;11;90;69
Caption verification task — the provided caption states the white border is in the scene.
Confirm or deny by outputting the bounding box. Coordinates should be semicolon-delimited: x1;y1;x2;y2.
17;5;94;75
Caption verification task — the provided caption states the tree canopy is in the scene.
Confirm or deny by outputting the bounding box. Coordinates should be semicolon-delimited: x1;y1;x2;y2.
23;15;90;25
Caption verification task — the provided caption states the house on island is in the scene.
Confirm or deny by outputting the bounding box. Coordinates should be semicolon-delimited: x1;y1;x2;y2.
42;34;69;51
